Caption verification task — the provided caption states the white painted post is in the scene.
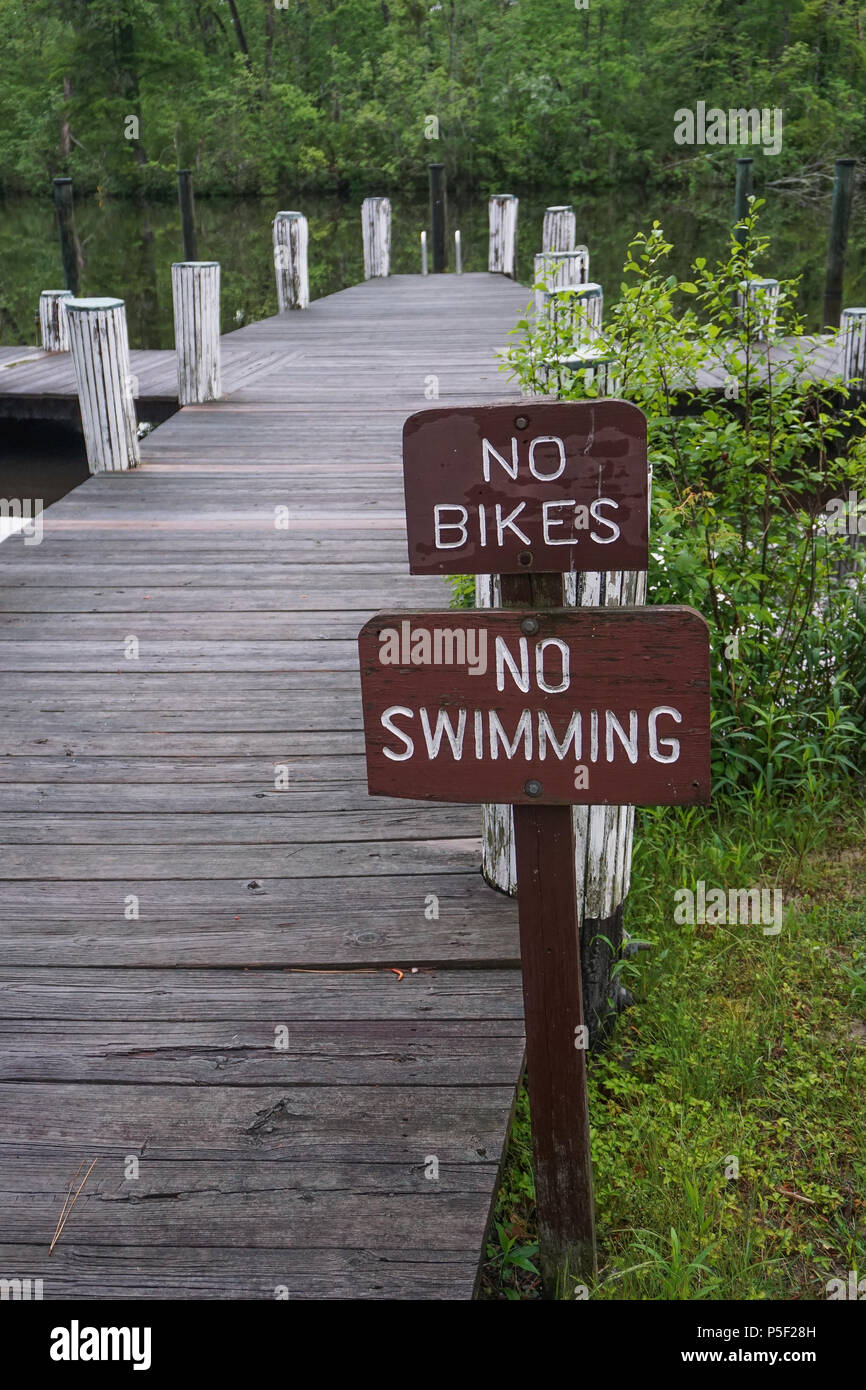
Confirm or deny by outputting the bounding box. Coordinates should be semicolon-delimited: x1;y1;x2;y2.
272;211;310;310
542;205;576;254
533;247;590;313
39;290;72;352
546;282;603;343
171;261;221;406
455;229;462;275
421;230;428;276
65;297;139;473
478;453;651;1045
488;194;518;276
362;197;391;279
540;347;619;398
841;307;866;392
737;277;780;341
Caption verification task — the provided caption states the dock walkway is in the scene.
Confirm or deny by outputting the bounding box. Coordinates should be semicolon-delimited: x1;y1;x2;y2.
0;273;530;1299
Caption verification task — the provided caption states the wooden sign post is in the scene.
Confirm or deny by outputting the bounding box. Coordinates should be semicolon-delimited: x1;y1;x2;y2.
358;402;711;1296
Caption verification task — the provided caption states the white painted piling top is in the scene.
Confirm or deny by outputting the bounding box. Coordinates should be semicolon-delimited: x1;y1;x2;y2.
275;210;304;218
66;297;125;311
842;306;866;315
171;261;220;268
41;289;73;297
549;281;602;296
490;192;516;198
545;204;572;211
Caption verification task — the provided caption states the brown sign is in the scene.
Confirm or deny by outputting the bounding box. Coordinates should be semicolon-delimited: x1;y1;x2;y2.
402;400;648;575
358;606;710;805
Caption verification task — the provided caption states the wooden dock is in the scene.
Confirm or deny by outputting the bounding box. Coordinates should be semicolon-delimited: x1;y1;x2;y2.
0;274;531;1300
0;339;292;425
0;317;847;430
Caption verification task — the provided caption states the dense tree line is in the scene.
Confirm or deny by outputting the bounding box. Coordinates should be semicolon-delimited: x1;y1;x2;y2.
0;0;863;197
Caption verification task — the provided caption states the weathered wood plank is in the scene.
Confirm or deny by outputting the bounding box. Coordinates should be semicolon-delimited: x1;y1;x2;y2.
0;1081;518;1161
0;967;524;1021
0;1243;475;1300
0;1020;524;1084
0;873;519;967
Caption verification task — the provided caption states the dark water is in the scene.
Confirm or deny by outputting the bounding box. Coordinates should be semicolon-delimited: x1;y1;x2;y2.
1;187;862;349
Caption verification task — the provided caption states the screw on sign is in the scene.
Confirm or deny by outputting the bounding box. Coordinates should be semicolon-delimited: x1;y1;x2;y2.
360;399;711;1297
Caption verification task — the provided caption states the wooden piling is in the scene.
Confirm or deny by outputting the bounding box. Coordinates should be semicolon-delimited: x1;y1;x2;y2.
52;178;80;297
177;170;199;262
362;197;391;279
823;159;856;329
738;277;779;342
429;163;447;273
841;307;866;394
39;290;72;352
65;297;139;473
533;248;590;313
545;282;603;343
542;205;576;254
488;194;518;277
272;211;310;310
171;262;222;405
420;231;428;276
455;229;462;275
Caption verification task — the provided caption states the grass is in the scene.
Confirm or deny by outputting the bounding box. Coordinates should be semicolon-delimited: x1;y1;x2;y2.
480;791;866;1300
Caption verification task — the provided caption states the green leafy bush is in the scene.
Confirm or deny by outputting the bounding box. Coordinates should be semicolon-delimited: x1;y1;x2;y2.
503;203;866;804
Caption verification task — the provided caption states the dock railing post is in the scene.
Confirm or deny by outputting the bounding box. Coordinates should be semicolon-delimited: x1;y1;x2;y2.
39;289;73;352
533;247;590;313
53;177;80;297
542;205;576;254
823;158;856;329
737;277;780;342
272;211;310;310
420;230;428;276
429;162;447;272
841;307;866;395
177;170;199;262
171;261;222;405
455;229;462;275
362;197;391;279
65;297;140;473
488;194;518;277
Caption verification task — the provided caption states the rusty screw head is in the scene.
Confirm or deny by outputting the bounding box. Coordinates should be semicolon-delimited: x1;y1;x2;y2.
524;779;543;797
514;414;529;429
521;617;539;635
517;551;533;567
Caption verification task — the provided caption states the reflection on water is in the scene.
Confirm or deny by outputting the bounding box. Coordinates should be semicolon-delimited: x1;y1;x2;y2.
0;420;89;542
0;188;862;349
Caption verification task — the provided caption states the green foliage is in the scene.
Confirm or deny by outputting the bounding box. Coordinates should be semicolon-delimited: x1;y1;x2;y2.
0;1;864;196
504;203;866;800
484;798;866;1300
447;573;475;610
